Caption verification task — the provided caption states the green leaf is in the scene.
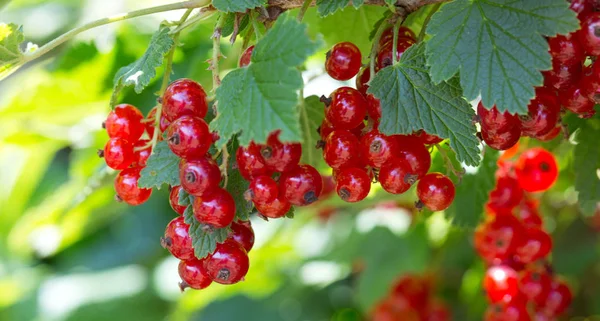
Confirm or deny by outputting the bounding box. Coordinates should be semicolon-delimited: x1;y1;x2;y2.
316;0;365;16
367;43;481;166
212;0;265;13
183;205;230;259
425;0;579;114
446;148;499;228
299;95;326;168
222;138;252;221
0;23;24;79
221;13;250;38
285;206;295;219
113;25;174;94
139;141;181;189
211;14;322;147
574;119;600;215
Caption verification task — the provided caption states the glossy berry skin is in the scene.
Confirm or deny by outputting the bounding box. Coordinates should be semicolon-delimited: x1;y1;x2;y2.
335;167;371;203
536;126;562;141
538;281;572;316
261;130;302;172
416;173;455;211
325;87;368;130
356;67;371;95
488;174;524;211
162;79;208;120
578;12;600;55
178;258;212;290
514;148;558;192
166;116;211;160
236;142;272;181
379;26;416;46
570;0;595;16
193;188;236;228
474;214;525;264
228;221;255;253
254;195;291;218
324;130;361;170
484;301;531;321
478;103;521;133
482;126;522;151
169;186;188;215
114;167;152;205
239;45;254;67
520;270;552;303
391;274;431;311
379;158;415;194
515;227;553;264
105;104;145;141
393;135;431;179
360;130;396;168
376;37;415;70
248;175;278;204
543;61;581;90
547;34;584;66
325;42;362;81
104;137;134;170
559;85;596;116
163;216;194;260
279;165;322;206
160;112;171;133
205;242;249;285
412;130;443;145
483;265;520;303
132;139;151;167
517;199;543;227
520;88;560;138
179;157;221;197
319;118;335;141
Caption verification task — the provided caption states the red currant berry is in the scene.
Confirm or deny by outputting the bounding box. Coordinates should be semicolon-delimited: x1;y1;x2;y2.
170;186;188;215
379;26;416;46
323;130;361;170
537;280;572;316
520;88;560;138
578;12;600;55
411;130;443;145
391;274;431;311
520;270;552;303
484;301;530;321
162;79;208;121
376;37;415;70
481;126;522;151
477;102;521;133
360;130;396;168
379;158;415;194
239;45;254;67
236;142;272;181
247;175;278;204
254;195;291;218
105;104;145;141
193;188;236;228
559;85;595;116
517;199;543;228
488;173;524;211
423;300;451;321
132;139;151;167
335;167;371;202
483;265;520;303
114;167;152;205
515;227;552;264
320;175;336;198
162;216;194;260
205;242;249;285
319;118;335;141
547;34;585;66
325;42;362;81
178;258;212;290
103;137;134;170
366;94;382;124
474;215;525;263
515;148;558;192
536;126;562;141
325;87;368;130
393;135;431;179
570;0;595;16
356;67;371;95
416;173;455;211
261;130;302;172
543;61;581;90
166;116;211;159
227;221;255;253
179;157;221;197
160;112;171;133
279;164;322;206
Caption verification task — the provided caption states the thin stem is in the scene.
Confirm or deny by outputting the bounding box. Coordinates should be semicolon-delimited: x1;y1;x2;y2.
22;0;211;65
368;20;389;85
297;0;312;22
435;143;465;181
251;11;263;40
212;14;226;94
417;3;441;42
171;7;216;34
392;18;402;65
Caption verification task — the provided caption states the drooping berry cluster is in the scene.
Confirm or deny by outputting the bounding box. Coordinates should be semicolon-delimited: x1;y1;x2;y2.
478;0;598;151
101;103;153;205
320;29;455;211
370;274;450;321
475;147;571;320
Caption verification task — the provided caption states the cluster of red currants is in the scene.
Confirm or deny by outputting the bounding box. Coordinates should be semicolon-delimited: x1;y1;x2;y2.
320;26;455;211
370;274;450;321
478;0;599;152
475;147;571;320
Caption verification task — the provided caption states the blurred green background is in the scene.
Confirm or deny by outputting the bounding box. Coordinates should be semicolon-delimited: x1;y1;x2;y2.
1;1;599;321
